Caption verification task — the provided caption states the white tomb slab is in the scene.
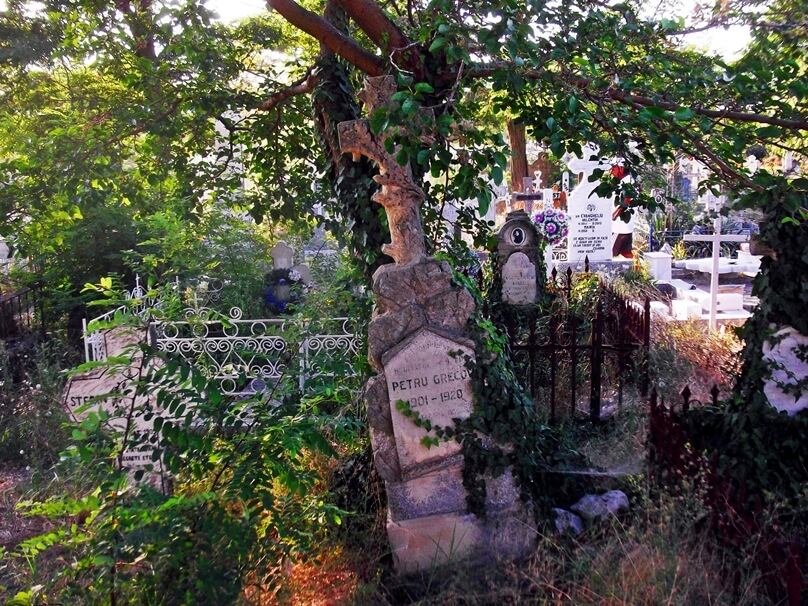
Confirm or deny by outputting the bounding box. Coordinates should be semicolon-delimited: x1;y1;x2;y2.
683;257;760;275
762;326;808;415
683;208;750;329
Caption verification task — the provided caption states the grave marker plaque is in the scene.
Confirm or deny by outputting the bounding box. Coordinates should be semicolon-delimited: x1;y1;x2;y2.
564;146;612;262
501;252;537;305
384;330;474;472
62;327;166;486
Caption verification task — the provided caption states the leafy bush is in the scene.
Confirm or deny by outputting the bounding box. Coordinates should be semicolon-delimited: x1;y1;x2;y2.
1;272;370;604
0;339;75;468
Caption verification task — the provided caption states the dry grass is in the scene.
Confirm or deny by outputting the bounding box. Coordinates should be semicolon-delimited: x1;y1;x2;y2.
650;319;743;404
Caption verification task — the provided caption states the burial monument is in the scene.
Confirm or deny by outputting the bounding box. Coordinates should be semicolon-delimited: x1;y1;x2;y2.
339;76;536;574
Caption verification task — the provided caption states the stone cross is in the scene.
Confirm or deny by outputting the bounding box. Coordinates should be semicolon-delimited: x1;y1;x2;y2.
683;194;748;330
338;76;427;266
270;241;295;270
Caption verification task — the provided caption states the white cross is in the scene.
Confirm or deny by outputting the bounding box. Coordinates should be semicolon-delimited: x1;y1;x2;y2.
683;214;748;329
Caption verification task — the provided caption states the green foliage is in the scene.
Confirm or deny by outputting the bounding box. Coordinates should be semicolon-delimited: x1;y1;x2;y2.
0;339;75;467
682;397;808;506
1;284;369;603
735;175;808;401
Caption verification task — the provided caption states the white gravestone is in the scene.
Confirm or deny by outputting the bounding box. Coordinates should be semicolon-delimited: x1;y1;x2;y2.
564;145;612;263
62;327;166;481
501;252;537;305
270;241;295;270
762;326;808;415
384;330;474;473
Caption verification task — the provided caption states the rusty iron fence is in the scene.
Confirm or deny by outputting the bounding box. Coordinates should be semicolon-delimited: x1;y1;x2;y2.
0;287;45;344
501;264;650;423
648;388;805;605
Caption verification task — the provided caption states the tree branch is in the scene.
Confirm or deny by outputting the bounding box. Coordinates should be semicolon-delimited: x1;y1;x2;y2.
469;62;808;132
338;0;410;58
256;70;316;111
266;0;386;75
565;73;808;131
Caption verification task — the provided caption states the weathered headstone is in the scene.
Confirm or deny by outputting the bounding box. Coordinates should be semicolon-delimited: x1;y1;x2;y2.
385;330;473;470
62;326;168;490
340;75;536;574
270;241;295;270
563;145;613;263
496;211;540;305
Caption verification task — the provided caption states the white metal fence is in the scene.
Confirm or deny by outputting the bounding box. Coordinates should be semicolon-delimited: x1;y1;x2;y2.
83;279;362;394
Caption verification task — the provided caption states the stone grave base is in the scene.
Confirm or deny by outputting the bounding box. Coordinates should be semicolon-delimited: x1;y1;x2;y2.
387;505;537;575
386;465;537;575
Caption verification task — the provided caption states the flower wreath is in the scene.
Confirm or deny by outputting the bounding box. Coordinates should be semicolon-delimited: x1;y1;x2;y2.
264;268;303;314
532;208;569;246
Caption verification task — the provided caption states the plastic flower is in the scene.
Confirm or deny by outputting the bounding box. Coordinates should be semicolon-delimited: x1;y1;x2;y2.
533;209;569;246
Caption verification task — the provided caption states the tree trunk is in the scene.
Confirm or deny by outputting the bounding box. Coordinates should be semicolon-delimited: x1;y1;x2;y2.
508;119;528;193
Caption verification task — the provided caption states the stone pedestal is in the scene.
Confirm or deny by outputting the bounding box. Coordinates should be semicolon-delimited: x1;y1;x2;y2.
644;251;672;282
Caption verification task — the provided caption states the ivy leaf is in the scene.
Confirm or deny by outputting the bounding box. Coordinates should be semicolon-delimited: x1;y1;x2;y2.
673;107;695;121
429;37;448;53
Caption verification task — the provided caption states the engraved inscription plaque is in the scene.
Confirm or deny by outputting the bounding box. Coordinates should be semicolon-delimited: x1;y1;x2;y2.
384;330;474;472
501;252;537;305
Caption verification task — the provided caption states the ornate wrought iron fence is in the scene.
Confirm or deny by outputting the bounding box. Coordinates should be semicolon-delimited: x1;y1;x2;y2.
152;309;361;394
83;279;362;395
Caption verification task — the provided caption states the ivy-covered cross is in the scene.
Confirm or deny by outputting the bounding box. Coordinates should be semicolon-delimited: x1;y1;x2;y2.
337;75;429;266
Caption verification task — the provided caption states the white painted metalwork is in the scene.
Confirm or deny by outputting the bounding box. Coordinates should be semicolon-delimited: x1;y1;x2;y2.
84;279;362;395
153;310;361;394
83;276;157;363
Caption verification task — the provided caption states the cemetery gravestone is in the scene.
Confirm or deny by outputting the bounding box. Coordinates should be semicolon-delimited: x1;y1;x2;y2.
385;330;474;471
62;326;168;491
682;192;749;330
563;145;613;263
496;211;540;305
268;241;310;309
270;241;294;270
339;75;536;574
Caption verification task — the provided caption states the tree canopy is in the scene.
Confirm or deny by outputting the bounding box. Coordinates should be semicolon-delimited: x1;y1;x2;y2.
0;0;806;285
